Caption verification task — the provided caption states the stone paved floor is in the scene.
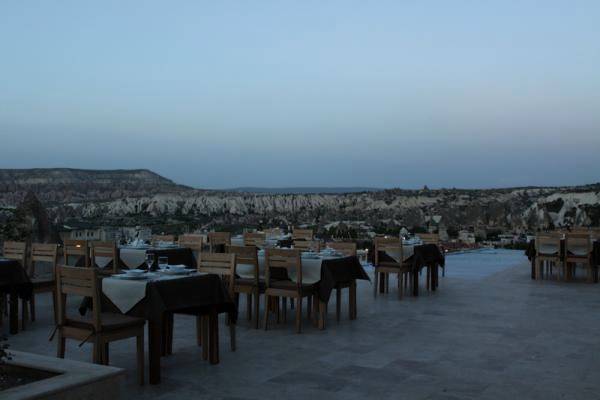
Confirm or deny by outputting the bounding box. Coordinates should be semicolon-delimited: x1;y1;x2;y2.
5;250;600;399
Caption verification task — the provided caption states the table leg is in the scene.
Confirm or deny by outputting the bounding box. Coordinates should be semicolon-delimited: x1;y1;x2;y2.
209;310;219;364
379;273;385;293
148;319;162;384
531;260;536;280
431;265;438;291
318;300;326;330
349;280;357;320
9;291;18;334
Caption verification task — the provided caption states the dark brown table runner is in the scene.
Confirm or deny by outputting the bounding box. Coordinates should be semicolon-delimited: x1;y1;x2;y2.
317;256;369;303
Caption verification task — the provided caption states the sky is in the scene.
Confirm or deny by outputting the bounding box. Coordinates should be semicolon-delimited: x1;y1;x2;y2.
1;1;599;189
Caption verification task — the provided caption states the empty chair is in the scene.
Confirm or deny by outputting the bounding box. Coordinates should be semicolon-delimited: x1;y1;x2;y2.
90;241;119;274
63;240;89;267
228;245;263;329
292;228;314;241
196;252;237;353
373;237;412;298
208;232;231;253
178;234;204;251
2;241;28;326
55;266;145;384
243;232;266;248
293;240;321;252
326;242;358;321
418;233;445;278
263;248;317;333
535;233;563;280
565;233;593;281
151;235;175;245
28;243;59;323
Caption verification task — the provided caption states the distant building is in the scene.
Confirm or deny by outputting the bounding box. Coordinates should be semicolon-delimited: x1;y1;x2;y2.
60;225;152;243
458;230;476;244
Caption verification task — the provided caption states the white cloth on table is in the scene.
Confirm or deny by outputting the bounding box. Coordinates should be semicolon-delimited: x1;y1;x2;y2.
384;245;414;263
102;278;148;313
538;244;560;255
237;255;326;285
119;248;148;269
93;256;113;269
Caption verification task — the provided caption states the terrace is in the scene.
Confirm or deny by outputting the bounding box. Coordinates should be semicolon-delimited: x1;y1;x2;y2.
4;248;600;399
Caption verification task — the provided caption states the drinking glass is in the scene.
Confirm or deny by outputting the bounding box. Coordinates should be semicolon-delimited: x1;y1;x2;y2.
158;256;169;270
146;254;155;270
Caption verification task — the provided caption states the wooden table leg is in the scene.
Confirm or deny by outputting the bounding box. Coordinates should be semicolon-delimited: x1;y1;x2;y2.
531;260;536;280
349;281;356;320
209;310;219;364
379;273;385;293
9;291;18;335
318;300;326;330
148;319;162;385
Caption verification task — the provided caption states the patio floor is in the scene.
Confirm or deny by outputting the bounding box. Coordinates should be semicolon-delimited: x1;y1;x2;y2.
5;250;600;399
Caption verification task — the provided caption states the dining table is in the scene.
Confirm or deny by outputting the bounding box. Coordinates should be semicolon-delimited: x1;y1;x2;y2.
378;244;445;296
0;258;32;334
525;239;600;281
79;270;236;384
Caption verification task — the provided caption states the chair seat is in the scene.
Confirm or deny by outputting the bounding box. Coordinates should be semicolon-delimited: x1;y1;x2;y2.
31;275;55;288
376;262;411;270
68;312;145;331
268;280;317;294
235;278;266;290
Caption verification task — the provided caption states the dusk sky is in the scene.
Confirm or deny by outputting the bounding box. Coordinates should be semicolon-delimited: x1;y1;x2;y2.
1;1;599;189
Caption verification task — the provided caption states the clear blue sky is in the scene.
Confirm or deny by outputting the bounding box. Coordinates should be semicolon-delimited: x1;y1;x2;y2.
1;1;599;189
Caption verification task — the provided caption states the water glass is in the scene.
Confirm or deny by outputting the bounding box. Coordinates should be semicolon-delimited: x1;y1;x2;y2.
146;254;155;270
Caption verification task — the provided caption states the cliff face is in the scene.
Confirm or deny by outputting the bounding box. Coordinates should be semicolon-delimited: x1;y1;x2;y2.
0;168;599;231
0;168;192;204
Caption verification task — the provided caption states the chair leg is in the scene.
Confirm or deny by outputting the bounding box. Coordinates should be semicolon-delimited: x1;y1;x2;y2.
92;338;101;364
307;295;312;319
373;270;379;298
229;317;236;352
282;297;287;323
52;289;58;325
30;294;36;322
253;289;260;329
136;334;144;385
335;288;341;323
57;330;65;358
442;266;445;277
103;343;110;365
263;295;270;331
246;293;252;321
21;299;28;330
398;272;403;299
350;281;357;320
295;296;302;334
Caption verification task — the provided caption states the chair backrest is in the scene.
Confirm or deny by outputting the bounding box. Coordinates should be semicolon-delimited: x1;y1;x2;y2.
56;265;101;331
208;232;231;252
374;237;403;265
264;228;282;237
292;228;313;241
293;240;320;252
3;241;27;265
591;227;600;240
151;235;176;245
197;252;236;277
63;239;89;267
419;233;440;246
90;241;119;273
565;233;591;258
243;232;266;247
178;234;204;251
326;241;357;257
30;243;58;277
264;248;302;286
227;245;259;281
535;233;562;256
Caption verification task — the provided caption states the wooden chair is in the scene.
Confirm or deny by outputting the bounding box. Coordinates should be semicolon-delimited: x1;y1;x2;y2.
2;241;28;326
27;243;59;323
178;234;204;251
292;228;313;241
327;242;358;321
264;228;282;237
263;248;317;333
418;233;444;280
243;232;266;248
565;233;593;281
55;266;145;384
228;245;263;329
90;241;119;275
151;235;175;245
208;232;231;253
293;240;321;252
196;252;237;353
63;240;89;268
373;237;412;298
535;233;563;280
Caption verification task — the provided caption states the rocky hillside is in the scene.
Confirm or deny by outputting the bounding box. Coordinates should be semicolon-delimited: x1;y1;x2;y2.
0;168;192;205
0;168;599;232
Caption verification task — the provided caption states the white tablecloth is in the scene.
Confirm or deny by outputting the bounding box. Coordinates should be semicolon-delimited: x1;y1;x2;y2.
236;255;343;285
384;245;415;263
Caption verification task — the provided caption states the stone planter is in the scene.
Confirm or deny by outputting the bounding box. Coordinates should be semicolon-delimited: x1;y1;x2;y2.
1;350;125;400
